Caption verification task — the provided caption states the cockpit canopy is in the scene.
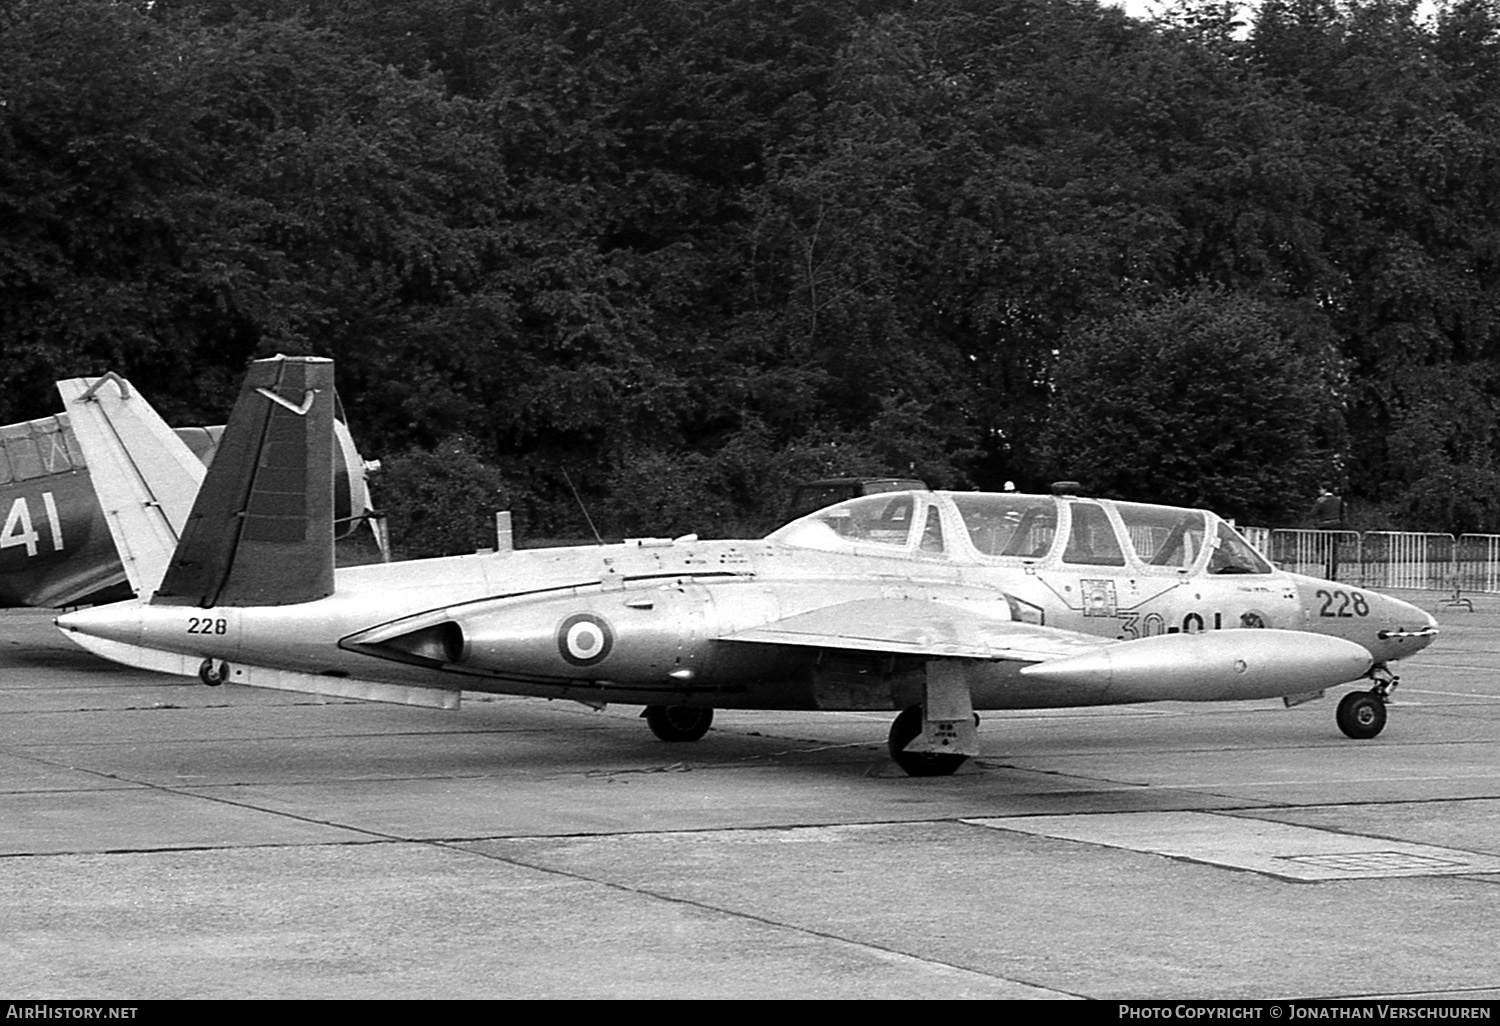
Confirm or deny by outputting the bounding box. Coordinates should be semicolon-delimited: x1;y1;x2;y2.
767;490;1271;575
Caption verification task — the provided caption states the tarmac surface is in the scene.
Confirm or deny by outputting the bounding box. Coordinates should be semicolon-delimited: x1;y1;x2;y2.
3;594;1499;1000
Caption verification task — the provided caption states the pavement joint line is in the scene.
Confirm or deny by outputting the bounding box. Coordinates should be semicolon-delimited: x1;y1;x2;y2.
1145;770;1500;787
1231;794;1500;810
963;810;1500;882
432;836;1085;999
1028;735;1500;754
9;743;1499;801
1298;984;1500;1001
44;803;1500;859
1400;686;1500;699
0;836;409;861
0;754;423;846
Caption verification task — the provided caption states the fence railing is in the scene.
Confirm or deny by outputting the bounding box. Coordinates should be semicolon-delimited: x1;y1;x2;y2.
1250;529;1500;592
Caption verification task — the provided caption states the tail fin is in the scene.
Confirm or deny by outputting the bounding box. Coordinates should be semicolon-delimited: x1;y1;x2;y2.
57;373;206;601
153;355;336;608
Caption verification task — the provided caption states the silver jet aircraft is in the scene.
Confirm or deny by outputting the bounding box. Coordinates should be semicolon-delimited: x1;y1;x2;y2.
55;357;1438;776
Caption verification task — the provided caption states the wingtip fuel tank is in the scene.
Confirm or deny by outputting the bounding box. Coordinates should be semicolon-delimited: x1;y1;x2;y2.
1018;628;1373;702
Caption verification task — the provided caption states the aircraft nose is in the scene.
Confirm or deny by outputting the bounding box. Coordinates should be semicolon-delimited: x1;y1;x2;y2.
1289;574;1438;663
1374;592;1440;658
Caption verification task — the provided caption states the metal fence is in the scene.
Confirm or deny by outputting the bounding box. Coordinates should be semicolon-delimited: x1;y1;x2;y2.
1250;529;1500;593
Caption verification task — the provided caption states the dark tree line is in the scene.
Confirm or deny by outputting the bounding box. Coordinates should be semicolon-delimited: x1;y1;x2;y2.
5;0;1500;553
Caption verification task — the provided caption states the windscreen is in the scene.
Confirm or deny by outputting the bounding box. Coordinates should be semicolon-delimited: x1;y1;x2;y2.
1209;520;1272;574
1114;502;1207;570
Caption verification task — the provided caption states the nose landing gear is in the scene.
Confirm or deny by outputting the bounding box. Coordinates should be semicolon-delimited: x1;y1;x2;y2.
1336;665;1398;740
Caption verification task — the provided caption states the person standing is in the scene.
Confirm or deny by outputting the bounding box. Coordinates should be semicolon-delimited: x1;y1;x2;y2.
1310;485;1344;579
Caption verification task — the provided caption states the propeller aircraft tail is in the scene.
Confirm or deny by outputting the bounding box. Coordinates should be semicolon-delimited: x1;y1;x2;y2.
56;373;206;601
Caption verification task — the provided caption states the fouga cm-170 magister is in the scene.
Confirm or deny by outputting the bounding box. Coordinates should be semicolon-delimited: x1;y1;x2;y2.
55;357;1438;776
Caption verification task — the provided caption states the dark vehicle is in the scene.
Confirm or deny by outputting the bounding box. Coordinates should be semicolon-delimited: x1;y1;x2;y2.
785;477;928;523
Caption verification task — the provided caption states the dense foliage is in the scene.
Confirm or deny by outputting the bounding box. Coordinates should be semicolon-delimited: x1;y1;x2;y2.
6;0;1500;551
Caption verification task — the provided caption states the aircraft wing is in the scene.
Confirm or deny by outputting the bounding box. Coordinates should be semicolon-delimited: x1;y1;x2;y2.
721;598;1103;663
722;596;1374;701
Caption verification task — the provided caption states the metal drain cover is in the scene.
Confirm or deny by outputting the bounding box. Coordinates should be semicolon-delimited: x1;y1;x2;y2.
1277;850;1473;873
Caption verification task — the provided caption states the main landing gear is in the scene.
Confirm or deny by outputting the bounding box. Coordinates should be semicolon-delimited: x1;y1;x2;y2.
198;658;230;687
643;705;714;742
887;705;978;778
1336;665;1398;740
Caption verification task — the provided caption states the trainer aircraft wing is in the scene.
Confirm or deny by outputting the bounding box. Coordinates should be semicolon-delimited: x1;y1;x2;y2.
723;595;1374;706
721;598;1102;663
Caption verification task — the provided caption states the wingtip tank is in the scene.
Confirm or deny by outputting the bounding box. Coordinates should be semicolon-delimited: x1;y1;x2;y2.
1019;629;1373;702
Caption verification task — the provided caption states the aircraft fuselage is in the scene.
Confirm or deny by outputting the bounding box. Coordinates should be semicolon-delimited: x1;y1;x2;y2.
0;469;125;608
57;490;1437;713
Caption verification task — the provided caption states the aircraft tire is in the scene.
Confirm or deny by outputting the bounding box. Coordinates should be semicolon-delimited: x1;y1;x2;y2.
887;705;968;778
643;705;713;742
1336;690;1387;740
198;658;229;687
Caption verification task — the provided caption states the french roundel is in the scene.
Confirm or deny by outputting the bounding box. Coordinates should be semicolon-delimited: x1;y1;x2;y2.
557;613;614;666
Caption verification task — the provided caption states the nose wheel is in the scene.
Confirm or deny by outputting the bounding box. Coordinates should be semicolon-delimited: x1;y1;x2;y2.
1335;690;1386;739
1336;668;1396;740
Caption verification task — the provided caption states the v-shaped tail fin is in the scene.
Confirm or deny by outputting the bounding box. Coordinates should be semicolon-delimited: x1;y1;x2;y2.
152;356;337;608
57;373;206;601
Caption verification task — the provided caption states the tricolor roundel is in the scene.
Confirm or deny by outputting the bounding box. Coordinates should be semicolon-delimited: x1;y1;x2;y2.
557;613;614;666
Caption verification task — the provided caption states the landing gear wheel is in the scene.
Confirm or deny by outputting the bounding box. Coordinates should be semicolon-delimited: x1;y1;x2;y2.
1336;690;1387;740
198;658;230;687
887;705;969;778
643;705;713;742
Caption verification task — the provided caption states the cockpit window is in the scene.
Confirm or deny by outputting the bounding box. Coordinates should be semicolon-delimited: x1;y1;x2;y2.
950;494;1057;558
1062;502;1126;566
1209;521;1272;574
770;492;919;550
0;417;74;483
1115;503;1206;570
